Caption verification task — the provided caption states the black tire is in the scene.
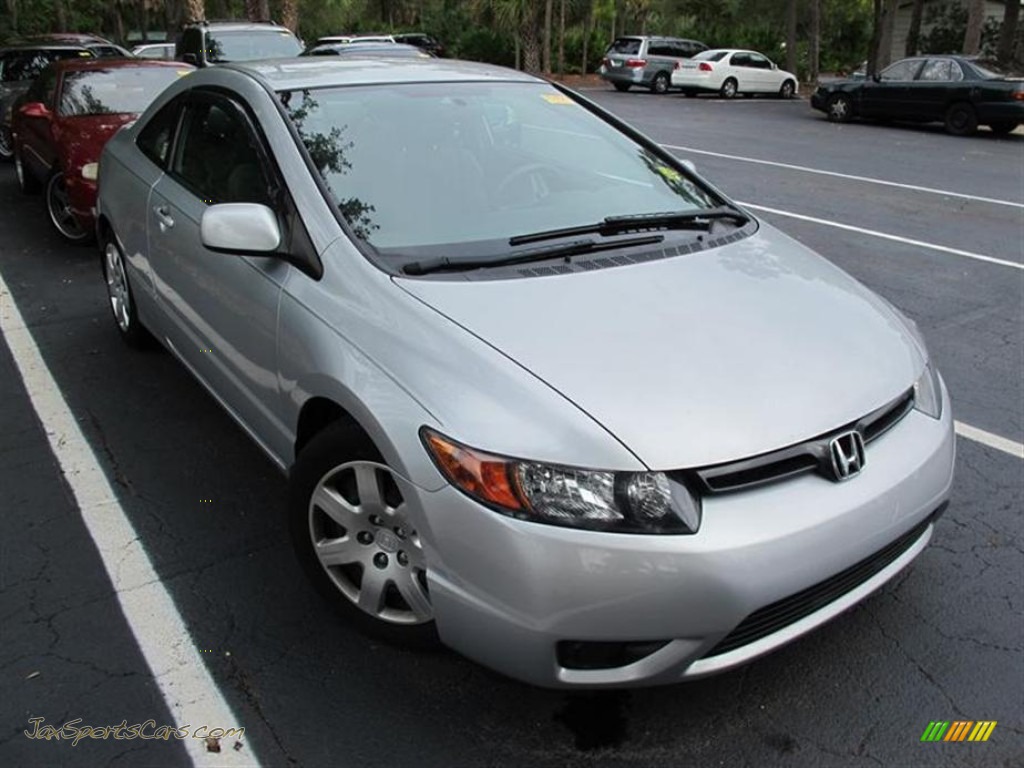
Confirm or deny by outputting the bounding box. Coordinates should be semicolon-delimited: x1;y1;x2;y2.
101;229;154;349
988;121;1018;136
289;420;440;649
779;79;796;99
46;171;92;243
827;93;853;123
0;126;12;161
719;77;738;99
613;82;631;92
650;72;670;94
15;147;40;193
944;102;977;136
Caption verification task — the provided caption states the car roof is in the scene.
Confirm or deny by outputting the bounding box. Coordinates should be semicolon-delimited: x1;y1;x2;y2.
225;57;541;90
1;43;91;53
185;20;293;32
306;43;428;56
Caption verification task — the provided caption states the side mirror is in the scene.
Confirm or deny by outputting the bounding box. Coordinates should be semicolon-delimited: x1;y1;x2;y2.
182;52;198;66
19;101;51;119
680;159;697;174
201;203;281;254
771;62;777;70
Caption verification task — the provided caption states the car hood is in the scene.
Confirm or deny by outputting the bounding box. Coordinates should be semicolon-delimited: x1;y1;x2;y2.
395;223;923;469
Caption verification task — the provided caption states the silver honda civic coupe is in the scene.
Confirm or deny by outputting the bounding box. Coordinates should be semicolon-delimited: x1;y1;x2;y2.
96;58;954;688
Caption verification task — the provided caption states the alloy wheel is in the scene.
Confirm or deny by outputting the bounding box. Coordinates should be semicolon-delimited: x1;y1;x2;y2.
104;240;132;333
0;127;12;159
308;463;432;625
46;173;89;241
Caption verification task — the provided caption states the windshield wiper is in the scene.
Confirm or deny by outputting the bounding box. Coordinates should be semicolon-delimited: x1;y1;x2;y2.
508;205;750;246
401;234;663;276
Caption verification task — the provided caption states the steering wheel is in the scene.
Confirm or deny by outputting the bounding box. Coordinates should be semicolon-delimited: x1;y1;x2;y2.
494;162;553;207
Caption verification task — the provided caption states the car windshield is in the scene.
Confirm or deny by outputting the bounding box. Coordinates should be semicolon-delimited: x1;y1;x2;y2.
607;38;642;55
693;50;728;62
280;81;719;255
59;67;190;116
205;29;302;62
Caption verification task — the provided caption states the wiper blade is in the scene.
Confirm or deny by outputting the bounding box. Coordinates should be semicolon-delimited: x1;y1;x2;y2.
508;205;749;246
402;234;663;276
602;205;750;233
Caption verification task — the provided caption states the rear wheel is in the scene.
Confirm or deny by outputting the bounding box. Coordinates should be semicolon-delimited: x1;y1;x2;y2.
988;121;1018;135
944;102;977;136
827;93;853;123
289;421;439;648
613;82;631;92
46;171;91;243
720;78;738;99
650;72;670;94
779;79;796;99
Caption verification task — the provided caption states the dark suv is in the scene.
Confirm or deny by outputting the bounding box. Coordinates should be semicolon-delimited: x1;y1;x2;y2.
176;20;302;67
0;43;94;160
600;36;708;94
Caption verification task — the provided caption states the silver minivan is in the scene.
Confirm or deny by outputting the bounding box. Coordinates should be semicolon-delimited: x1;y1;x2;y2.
600;35;708;93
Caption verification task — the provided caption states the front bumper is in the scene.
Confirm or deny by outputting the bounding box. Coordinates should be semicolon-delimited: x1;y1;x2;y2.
414;383;954;688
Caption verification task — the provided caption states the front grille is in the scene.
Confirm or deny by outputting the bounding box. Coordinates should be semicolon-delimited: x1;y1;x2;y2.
702;514;933;658
694;389;915;494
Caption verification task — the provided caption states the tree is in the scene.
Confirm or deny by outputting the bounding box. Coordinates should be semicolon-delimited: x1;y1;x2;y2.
282;0;299;31
184;0;204;23
905;0;925;55
997;0;1020;64
877;0;899;68
785;0;798;75
543;0;552;72
809;0;820;82
963;0;986;54
867;0;883;76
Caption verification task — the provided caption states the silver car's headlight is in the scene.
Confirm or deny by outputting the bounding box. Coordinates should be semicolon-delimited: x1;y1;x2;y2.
914;362;943;419
422;429;701;534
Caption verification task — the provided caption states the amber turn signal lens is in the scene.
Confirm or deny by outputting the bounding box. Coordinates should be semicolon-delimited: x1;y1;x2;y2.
423;430;526;510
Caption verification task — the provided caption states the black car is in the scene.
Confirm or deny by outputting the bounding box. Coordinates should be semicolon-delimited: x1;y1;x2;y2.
176;20;302;67
811;55;1024;136
392;33;444;57
0;43;95;160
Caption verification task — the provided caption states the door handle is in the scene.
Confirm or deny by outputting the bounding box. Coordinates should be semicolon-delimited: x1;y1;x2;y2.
153;205;175;230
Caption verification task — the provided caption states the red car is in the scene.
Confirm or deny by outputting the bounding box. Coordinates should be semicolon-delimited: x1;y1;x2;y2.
12;58;192;242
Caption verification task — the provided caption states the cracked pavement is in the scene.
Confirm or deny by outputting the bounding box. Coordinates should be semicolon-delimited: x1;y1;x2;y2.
1;94;1021;766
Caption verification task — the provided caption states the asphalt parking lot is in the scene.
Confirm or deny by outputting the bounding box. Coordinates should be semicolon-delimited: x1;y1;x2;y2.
1;88;1021;767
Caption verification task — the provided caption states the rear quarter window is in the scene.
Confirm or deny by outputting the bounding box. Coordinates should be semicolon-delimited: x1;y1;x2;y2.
608;38;642;56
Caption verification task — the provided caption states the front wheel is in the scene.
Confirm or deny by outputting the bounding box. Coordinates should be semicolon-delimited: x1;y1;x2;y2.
289;421;439;648
988;121;1018;136
944;102;977;136
827;93;853;123
650;72;670;94
101;231;153;348
0;126;12;161
719;78;738;99
779;79;796;99
46;171;91;243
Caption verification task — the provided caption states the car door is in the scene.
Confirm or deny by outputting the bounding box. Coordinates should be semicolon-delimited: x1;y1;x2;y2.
16;64;60;180
147;90;290;443
860;58;924;118
727;52;751;91
746;52;776;92
913;58;967;121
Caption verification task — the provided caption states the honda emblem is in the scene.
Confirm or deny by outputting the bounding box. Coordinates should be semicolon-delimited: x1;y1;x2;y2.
829;430;866;481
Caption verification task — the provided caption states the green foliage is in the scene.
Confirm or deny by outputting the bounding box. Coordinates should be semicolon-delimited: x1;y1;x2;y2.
919;1;1003;56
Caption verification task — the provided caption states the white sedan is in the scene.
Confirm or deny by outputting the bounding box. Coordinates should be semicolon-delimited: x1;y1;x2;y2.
672;49;798;99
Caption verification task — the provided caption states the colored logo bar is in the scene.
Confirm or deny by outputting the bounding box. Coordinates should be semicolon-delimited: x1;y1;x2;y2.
921;721;997;742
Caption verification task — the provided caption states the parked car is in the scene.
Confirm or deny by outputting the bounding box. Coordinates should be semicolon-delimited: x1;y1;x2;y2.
811;55;1024;135
176;19;302;67
392;32;444;57
599;35;708;93
27;33;132;59
302;42;432;59
132;42;177;60
12;58;192;241
96;57;954;689
672;49;798;99
0;43;95;161
313;34;396;46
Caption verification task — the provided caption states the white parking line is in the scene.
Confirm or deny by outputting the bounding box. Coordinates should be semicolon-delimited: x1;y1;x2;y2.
0;272;257;766
664;144;1024;210
955;421;1024;458
739;202;1024;271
